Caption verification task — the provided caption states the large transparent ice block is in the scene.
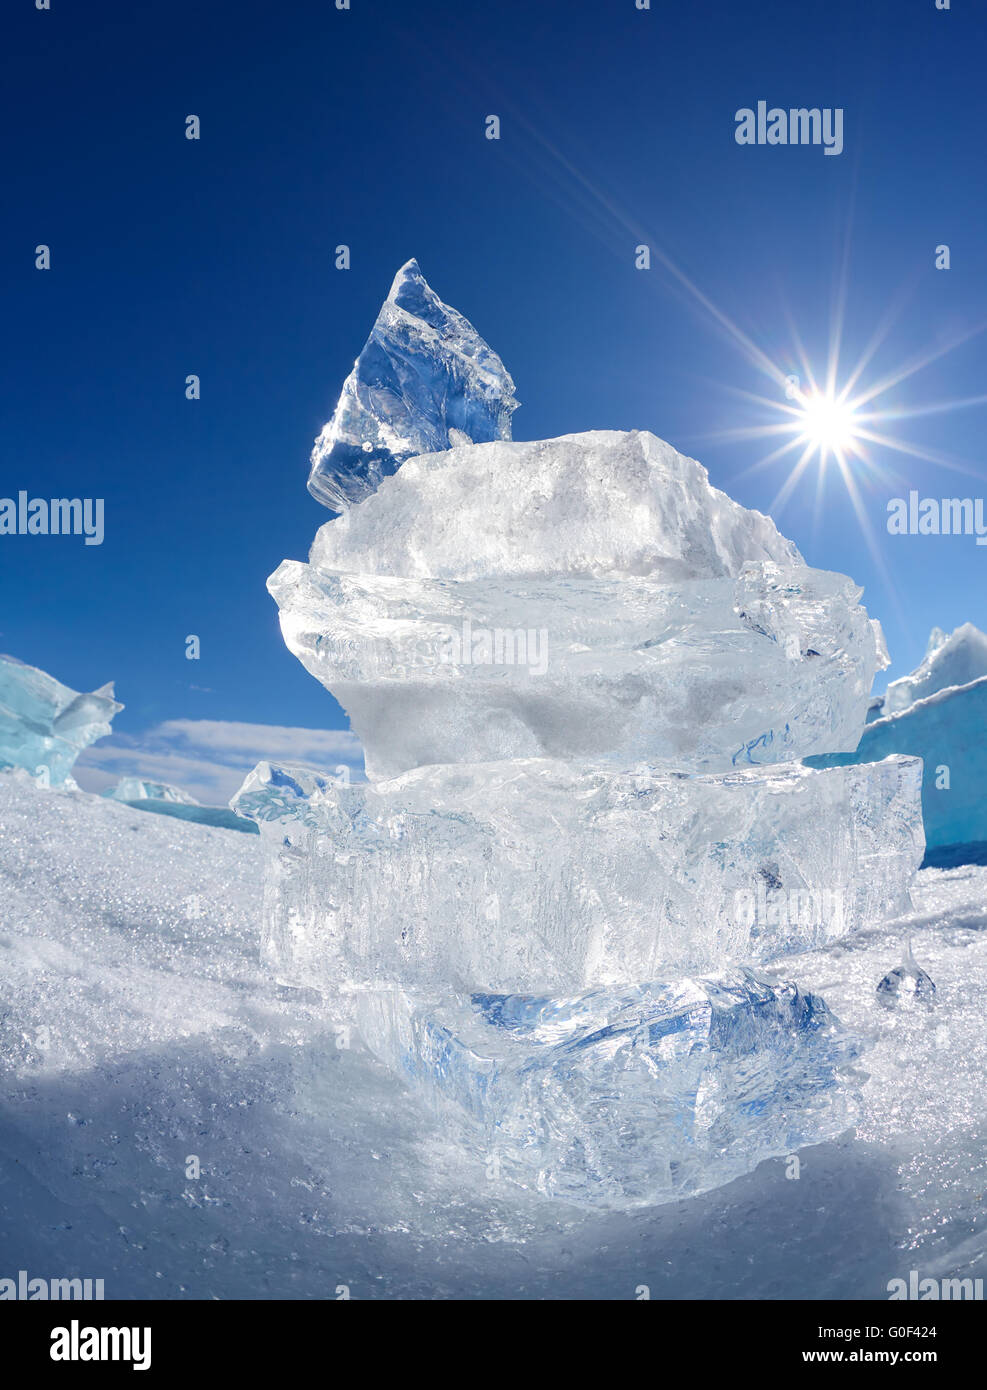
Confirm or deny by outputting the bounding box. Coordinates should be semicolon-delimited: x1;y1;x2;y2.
233;754;924;997
270;558;885;780
278;430;888;778
258;257;926;1210
352;972;863;1208
309;429;799;581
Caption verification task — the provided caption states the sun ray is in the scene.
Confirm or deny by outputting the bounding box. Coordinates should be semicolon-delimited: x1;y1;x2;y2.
836;279;918;400
825;212;854;401
733;434;809;482
688;420;803;446
832;450;910;631
770;443;818;516
851;428;986;480
811;450;830;544
858;394;987;423
848;320;987;409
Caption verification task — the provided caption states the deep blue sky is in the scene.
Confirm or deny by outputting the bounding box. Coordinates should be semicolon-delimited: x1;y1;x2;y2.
2;0;984;747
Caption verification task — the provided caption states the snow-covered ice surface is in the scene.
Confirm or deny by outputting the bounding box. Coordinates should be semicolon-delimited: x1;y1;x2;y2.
2;770;986;1299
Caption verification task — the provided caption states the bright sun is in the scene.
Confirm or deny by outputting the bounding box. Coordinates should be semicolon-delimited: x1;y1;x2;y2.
795;389;860;457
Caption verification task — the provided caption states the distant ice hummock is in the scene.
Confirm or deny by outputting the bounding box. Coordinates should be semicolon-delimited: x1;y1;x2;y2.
103;778;198;805
0;653;121;786
884;622;987;715
307;259;519;511
811;622;987;857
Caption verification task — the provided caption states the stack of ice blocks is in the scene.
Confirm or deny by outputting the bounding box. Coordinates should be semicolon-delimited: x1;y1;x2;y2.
235;264;924;1207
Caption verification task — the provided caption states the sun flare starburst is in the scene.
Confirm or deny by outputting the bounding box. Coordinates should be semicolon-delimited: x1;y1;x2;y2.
793;389;861;459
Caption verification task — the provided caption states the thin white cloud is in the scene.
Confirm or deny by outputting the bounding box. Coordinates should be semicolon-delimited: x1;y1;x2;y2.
74;719;364;806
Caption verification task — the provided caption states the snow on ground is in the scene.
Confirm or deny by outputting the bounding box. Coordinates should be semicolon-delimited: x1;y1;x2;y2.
1;769;985;1300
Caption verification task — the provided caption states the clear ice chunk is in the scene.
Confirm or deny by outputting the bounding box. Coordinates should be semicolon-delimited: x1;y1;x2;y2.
309;429;799;580
233;754;924;998
278;431;888;778
877;941;937;1007
271;556;885;781
0;653;122;786
308;259;519;511
352;971;862;1208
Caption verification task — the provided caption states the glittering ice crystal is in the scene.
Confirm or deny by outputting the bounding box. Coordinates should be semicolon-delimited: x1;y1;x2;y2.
0;653;122;786
352;973;863;1208
307;260;519;511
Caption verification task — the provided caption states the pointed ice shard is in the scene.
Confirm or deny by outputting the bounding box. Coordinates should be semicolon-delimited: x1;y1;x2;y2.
307;259;519;511
0;654;123;785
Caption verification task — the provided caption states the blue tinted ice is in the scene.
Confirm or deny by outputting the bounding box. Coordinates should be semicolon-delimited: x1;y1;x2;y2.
103;778;197;805
103;776;259;834
0;653;122;786
808;625;987;857
884;623;987;715
354;972;862;1207
307;259;519;511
